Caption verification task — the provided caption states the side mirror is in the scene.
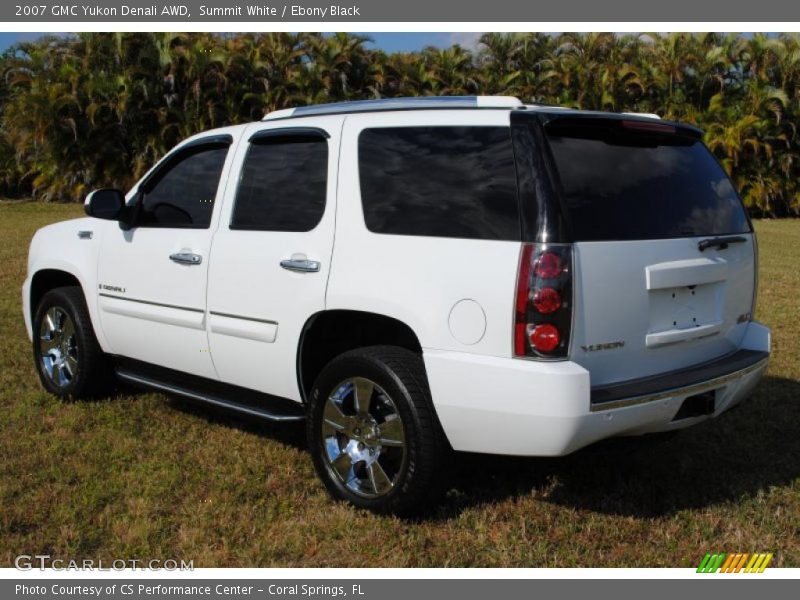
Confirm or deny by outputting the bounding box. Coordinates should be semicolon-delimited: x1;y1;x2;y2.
84;188;125;220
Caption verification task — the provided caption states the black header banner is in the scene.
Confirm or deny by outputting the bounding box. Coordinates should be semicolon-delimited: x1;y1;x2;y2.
4;0;800;22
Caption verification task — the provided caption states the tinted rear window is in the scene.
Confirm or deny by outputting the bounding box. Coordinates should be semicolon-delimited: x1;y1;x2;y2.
545;120;751;241
358;126;519;241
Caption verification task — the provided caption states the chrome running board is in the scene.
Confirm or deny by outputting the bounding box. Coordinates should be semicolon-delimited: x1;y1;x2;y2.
116;369;305;422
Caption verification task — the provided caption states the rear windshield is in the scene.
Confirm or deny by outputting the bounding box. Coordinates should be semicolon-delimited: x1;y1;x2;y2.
544;119;751;241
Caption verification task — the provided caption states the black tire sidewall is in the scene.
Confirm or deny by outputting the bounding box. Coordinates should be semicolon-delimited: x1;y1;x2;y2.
307;349;432;513
32;288;95;399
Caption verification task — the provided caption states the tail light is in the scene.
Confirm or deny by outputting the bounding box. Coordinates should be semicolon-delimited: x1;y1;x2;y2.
530;323;560;352
532;287;561;314
514;243;573;359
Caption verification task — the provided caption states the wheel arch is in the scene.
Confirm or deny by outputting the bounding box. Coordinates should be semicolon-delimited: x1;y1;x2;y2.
27;266;109;352
29;269;84;321
297;309;423;403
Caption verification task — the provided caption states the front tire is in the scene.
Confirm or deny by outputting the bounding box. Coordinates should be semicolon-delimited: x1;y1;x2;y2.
307;346;447;515
32;286;113;400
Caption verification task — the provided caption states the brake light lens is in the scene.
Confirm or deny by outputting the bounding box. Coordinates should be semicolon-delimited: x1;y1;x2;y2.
533;251;562;279
513;243;573;359
621;120;676;134
533;287;561;314
530;324;560;352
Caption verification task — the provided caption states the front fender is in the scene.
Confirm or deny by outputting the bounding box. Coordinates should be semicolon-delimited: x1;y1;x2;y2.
24;218;110;351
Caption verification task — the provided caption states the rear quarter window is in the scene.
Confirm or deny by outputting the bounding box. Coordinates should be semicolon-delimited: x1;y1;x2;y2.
544;119;751;241
358;126;520;241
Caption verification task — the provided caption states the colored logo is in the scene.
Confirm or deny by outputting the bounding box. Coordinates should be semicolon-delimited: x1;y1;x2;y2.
697;553;773;573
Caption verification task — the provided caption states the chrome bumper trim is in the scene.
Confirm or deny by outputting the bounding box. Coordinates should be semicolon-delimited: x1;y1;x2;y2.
589;357;769;412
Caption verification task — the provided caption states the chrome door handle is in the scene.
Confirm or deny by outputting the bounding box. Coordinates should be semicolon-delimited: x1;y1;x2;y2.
169;252;203;265
280;258;321;273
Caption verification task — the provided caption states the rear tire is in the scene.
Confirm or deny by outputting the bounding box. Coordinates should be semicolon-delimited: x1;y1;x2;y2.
32;286;113;400
306;345;448;515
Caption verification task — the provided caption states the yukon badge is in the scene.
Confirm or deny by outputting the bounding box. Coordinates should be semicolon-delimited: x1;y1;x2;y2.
581;341;625;352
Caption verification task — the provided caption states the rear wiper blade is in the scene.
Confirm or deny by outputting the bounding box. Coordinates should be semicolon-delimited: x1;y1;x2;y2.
698;236;747;252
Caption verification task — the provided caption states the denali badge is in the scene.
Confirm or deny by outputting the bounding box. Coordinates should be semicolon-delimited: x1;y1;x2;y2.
581;341;625;352
99;283;126;293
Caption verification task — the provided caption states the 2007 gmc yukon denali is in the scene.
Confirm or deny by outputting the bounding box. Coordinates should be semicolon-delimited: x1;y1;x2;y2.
23;96;771;513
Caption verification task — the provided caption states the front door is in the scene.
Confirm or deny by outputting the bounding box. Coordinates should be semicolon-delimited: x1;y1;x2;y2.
96;135;235;378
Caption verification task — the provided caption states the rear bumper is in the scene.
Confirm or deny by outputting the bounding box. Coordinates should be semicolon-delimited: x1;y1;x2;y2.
424;321;770;456
590;348;768;411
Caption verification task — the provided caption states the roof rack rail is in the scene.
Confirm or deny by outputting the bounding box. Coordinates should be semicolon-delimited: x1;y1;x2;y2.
621;111;661;119
524;102;572;110
263;96;523;121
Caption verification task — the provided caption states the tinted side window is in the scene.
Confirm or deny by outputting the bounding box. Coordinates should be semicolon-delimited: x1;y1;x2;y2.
231;137;328;232
358;127;519;241
138;145;228;228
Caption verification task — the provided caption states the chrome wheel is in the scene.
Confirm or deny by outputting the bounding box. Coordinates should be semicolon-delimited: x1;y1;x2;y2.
38;306;78;388
321;377;407;498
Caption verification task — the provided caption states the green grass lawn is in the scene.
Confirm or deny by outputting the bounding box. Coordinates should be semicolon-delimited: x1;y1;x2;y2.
1;201;798;568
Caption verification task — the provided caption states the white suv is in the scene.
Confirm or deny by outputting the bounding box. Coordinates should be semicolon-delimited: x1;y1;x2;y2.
23;96;770;513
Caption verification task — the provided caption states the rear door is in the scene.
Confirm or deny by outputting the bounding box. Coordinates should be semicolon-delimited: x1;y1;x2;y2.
206;116;342;401
543;116;755;386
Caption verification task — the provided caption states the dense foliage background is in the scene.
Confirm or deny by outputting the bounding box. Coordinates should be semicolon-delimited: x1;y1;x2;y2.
0;32;798;216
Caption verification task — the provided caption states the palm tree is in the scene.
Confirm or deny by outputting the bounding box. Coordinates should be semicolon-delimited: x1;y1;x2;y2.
552;32;616;108
0;31;798;215
422;45;479;95
640;32;697;118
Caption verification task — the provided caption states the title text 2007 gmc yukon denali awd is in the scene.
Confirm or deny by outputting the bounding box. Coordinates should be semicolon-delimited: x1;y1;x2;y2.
23;96;770;513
